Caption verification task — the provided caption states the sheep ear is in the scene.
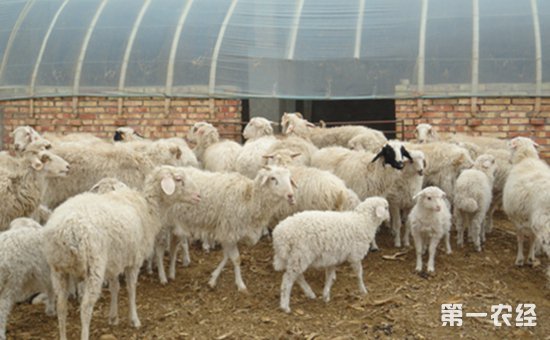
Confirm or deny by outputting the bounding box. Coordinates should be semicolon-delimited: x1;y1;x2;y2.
371;148;385;164
170;146;182;160
306;122;316;128
413;191;423;201
40;153;51;163
375;205;386;219
295;112;303;119
401;147;413;162
161;175;176;195
290;153;301;159
31;158;44;171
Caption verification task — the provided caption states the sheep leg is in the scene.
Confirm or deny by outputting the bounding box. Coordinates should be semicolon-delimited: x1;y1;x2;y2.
107;277;120;325
471;215;484;252
390;204;402;247
125;266;141;328
350;261;368;295
168;234;179;280
516;232;525;266
280;271;298;313
444;231;452;255
454;209;465;247
227;244;247;292
427;237;440;273
44;285;56;317
0;292;14;340
413;232;423;272
527;234;537;266
403;220;411;247
51;272;70;340
208;248;229;289
181;236;191;267
155;239;168;285
296;274;316;299
322;267;337;303
80;273;103;340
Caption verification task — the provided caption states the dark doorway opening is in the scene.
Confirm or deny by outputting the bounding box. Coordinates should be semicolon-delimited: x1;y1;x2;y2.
296;99;396;139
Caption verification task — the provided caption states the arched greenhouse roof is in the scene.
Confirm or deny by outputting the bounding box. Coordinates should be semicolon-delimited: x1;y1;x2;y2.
0;0;549;100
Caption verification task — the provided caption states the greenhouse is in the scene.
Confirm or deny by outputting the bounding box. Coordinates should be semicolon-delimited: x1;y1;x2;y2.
0;1;550;339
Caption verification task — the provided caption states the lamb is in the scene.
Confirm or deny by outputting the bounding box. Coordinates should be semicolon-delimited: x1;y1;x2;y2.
164;166;295;291
408;186;452;273
272;196;390;313
311;141;413;200
42;167;201;340
0;218;55;340
187;122;242;172
281;112;387;148
113;127;144;142
0;145;70;231
454;154;496;251
503;137;550;269
386;150;426;247
242;117;277;140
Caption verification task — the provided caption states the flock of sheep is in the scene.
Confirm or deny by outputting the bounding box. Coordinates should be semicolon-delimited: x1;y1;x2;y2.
0;113;548;339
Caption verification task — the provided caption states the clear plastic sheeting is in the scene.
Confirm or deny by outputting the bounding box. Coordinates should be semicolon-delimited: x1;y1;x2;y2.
0;0;548;100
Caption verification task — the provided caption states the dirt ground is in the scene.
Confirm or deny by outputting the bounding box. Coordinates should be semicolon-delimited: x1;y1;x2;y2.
7;212;550;339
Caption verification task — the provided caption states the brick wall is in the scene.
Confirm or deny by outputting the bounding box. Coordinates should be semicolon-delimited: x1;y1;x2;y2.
396;97;550;160
0;96;242;150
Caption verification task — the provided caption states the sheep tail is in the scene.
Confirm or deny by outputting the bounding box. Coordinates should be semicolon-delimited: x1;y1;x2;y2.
456;197;478;213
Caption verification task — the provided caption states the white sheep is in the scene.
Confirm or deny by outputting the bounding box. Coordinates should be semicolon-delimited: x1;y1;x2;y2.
42;138;188;209
163;166;295;291
235;136;278;179
188;122;242;172
264;136;318;167
242;117;276;140
414;123;509;151
348;133;387;152
311;141;413;200
0;145;70;231
0;218;55;340
9;126;43;153
281;112;387;148
503;137;550;269
386;150;426;248
263;150;362;222
42;167;201;340
408;186;452;273
454;154;496;251
272;196;390;313
113;126;144;142
404;141;474;204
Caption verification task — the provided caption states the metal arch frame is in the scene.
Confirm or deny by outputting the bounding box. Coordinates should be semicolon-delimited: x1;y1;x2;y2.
0;0;35;81
30;0;70;97
354;0;366;60
417;0;429;94
530;0;542;105
118;0;152;92
165;0;194;96
287;0;305;61
471;0;479;113
208;0;239;96
72;0;109;96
